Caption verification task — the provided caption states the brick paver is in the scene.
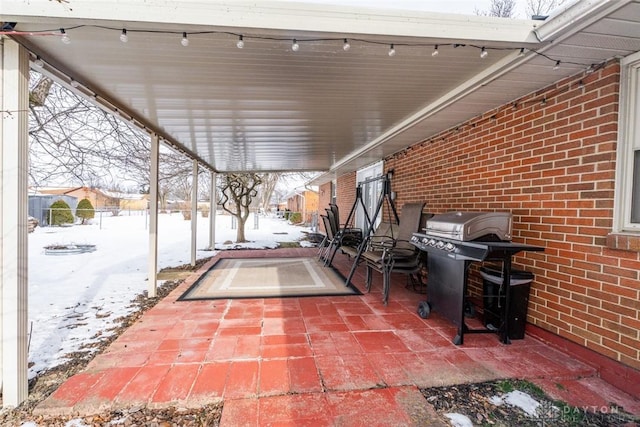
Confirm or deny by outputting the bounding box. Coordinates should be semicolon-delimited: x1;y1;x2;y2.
33;248;640;425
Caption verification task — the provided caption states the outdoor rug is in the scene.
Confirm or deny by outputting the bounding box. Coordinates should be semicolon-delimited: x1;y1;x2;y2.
178;257;361;300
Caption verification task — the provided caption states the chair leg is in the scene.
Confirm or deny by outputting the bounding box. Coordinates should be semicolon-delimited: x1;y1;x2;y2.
382;267;391;306
365;265;373;293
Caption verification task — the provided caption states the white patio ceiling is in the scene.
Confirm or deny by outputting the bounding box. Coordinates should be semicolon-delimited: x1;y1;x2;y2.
3;0;640;182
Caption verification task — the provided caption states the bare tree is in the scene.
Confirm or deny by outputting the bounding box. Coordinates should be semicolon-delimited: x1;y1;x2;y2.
258;173;281;213
526;0;568;17
475;0;517;17
28;72;195;206
218;173;263;242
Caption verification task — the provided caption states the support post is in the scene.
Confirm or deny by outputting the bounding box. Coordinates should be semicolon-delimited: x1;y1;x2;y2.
191;159;198;267
1;38;29;407
209;171;216;250
147;134;159;298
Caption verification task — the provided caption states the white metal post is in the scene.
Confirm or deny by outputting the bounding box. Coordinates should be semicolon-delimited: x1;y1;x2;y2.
147;134;159;298
0;38;29;407
191;159;198;266
209;171;216;250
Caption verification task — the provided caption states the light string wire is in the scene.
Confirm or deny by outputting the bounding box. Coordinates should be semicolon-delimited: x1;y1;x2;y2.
1;23;604;69
385;58;612;162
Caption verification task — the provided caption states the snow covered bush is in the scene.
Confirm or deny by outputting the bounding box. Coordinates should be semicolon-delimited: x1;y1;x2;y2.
76;198;95;224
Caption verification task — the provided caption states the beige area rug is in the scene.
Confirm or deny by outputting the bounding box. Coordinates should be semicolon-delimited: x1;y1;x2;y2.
178;257;361;300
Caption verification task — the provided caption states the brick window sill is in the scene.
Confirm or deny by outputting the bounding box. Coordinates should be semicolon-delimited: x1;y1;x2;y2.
606;233;640;252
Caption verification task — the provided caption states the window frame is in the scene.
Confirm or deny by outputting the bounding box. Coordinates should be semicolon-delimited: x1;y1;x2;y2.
613;51;640;233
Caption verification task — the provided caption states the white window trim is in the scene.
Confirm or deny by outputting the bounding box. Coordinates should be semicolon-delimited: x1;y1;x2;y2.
613;51;640;233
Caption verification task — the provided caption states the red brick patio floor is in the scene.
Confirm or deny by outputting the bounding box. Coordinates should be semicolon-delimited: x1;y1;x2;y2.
34;248;640;425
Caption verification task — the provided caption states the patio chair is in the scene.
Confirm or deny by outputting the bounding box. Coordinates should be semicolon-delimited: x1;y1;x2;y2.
318;214;337;263
323;205;362;266
360;202;426;305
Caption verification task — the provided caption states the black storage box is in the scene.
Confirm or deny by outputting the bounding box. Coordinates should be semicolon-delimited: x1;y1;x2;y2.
480;266;533;340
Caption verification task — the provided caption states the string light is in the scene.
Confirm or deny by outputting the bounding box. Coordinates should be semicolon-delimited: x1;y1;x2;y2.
60;28;70;44
17;25;601;71
181;32;189;47
70;79;79;88
34;56;44;68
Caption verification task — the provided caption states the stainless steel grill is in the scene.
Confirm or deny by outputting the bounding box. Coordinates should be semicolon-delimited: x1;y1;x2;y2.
410;211;543;345
423;211;512;242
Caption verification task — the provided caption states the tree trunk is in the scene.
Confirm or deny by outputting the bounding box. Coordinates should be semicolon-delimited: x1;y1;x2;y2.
236;215;247;242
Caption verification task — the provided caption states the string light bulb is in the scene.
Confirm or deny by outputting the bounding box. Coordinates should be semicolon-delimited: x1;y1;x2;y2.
343;38;350;51
70;79;79;88
388;44;396;57
60;28;70;44
237;35;244;49
181;32;189;47
120;29;128;43
34;56;44;68
432;45;439;57
292;39;299;51
553;60;561;70
518;48;525;57
480;47;488;58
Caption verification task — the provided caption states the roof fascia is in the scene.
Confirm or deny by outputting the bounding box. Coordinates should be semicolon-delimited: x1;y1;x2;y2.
533;0;635;43
2;0;539;44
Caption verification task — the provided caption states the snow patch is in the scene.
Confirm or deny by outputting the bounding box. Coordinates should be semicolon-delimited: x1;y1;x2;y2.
444;413;474;427
491;390;541;417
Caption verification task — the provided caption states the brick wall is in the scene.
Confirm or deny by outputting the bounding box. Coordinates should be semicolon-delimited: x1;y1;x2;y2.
318;182;332;233
379;61;639;370
336;172;357;227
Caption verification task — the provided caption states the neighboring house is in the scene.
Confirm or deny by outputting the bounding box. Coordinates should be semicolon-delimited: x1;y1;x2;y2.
38;187;120;212
319;59;640;396
286;188;319;224
111;192;150;212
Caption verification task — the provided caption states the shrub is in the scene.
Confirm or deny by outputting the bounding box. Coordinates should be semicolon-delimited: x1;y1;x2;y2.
49;199;74;226
289;212;302;224
76;198;95;224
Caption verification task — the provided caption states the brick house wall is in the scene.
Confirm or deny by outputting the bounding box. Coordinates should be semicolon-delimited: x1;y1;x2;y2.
332;61;639;386
318;182;332;233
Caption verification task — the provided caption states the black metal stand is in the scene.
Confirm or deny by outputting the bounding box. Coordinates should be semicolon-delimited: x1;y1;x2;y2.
415;238;544;345
344;173;399;285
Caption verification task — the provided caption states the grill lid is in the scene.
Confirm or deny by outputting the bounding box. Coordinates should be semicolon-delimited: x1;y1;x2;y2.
424;211;512;241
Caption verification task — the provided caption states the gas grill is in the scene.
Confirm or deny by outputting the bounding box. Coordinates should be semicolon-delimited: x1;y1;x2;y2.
410;212;544;345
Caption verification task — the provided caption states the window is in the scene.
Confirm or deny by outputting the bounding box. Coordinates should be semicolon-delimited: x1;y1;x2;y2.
614;51;640;232
355;161;383;230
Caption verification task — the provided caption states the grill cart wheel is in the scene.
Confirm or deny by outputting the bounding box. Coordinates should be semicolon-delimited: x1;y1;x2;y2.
417;301;431;319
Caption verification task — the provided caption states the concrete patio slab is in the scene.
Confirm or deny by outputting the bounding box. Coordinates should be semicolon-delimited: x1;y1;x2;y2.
33;248;640;425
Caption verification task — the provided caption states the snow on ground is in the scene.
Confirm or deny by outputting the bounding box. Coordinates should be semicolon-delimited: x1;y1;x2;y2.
27;212;314;378
491;390;547;417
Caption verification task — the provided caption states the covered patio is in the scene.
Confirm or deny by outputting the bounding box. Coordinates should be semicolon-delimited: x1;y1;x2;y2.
31;248;640;424
2;0;640;420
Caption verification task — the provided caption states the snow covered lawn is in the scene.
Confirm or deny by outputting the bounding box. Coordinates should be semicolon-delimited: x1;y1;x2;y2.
27;212;314;378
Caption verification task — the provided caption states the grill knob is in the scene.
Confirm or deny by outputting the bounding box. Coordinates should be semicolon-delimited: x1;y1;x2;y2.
444;243;455;252
428;239;437;246
435;241;445;249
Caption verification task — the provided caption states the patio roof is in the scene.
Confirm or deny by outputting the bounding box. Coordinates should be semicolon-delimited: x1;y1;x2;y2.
3;0;639;183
